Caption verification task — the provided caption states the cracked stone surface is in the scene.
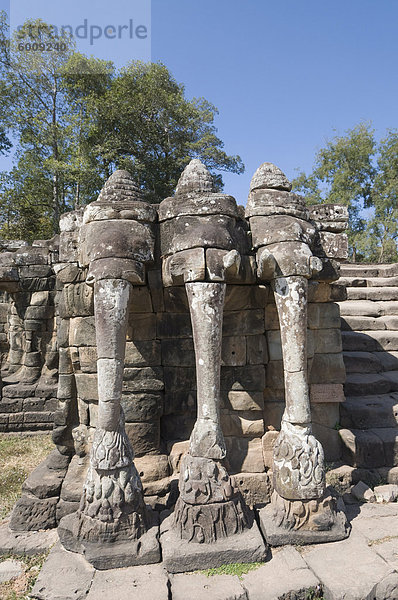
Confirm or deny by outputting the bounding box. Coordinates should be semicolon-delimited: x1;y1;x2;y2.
86;564;169;600
241;545;320;600
0;558;24;583
0;522;58;555
170;572;247;600
16;502;398;600
30;542;95;600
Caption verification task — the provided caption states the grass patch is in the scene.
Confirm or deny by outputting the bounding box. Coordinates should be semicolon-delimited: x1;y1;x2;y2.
0;433;53;521
0;551;49;600
198;562;263;579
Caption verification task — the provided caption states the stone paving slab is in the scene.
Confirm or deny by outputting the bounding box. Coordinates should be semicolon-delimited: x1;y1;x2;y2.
0;520;58;555
241;546;321;600
170;572;247;600
160;513;267;573
302;530;395;600
373;538;398;571
86;564;169;600
0;558;23;583
345;502;398;545
30;542;94;600
6;502;398;600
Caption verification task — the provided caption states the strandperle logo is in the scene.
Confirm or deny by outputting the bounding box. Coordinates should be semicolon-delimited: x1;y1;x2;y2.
16;19;149;46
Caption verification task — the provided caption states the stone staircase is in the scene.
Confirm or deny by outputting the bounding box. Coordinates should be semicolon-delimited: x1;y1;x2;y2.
337;263;398;474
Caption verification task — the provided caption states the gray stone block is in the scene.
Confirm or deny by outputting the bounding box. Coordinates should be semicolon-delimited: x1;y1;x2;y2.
221;365;266;392
125;340;161;367
69;316;96;347
127;313;157;341
30;542;94;600
161;338;195;366
222;336;247;366
58;513;161;570
303;530;395;600
0;523;58;555
339;428;386;468
125;421;161;455
10;494;58;531
122;367;164;392
0;559;24;583
234;472;272;508
225;285;268;311
313;328;342;354
22;456;66;499
56;499;79;522
129;285;154;312
87;564;169;600
258;502;350;546
121;392;164;422
246;334;268;365
241;546;321;600
160;513;267;573
309;353;346;384
157;312;192;338
224;390;264;412
74;373;98;401
225;437;265;474
170;572;247;600
221;411;264;438
60;455;89;503
223;310;264;336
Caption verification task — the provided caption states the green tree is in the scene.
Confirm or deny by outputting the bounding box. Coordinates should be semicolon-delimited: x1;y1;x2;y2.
75;60;244;202
368;130;398;262
292;123;377;262
0;16;79;235
0;14;244;241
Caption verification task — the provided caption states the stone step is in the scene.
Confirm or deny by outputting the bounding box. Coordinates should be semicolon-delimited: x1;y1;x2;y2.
340;265;381;278
376;350;398;371
340;393;398;429
341;314;398;331
340;263;398;278
341;316;386;331
339;276;398;288
343;351;383;374
377;301;398;315
343;351;398;373
338;300;382;317
344;373;392;396
347;287;398;301
345;371;398;396
342;330;398;352
339;427;398;468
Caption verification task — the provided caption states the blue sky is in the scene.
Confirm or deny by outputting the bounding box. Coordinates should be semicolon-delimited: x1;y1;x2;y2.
1;0;398;205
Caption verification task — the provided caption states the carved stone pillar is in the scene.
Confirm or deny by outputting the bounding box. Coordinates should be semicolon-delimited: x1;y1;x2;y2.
173;282;250;544
159;160;267;572
246;162;350;545
58;170;160;569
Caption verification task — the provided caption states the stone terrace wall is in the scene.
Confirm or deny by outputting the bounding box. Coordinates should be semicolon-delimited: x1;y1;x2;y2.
52;211;347;512
0;291;10;363
0;214;348;515
0;239;59;432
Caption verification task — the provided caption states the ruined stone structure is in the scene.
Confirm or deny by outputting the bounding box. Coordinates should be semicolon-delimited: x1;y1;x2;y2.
0;160;352;570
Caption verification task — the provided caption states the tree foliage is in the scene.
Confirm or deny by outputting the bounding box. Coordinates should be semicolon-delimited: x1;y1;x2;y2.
0;14;244;241
292;124;398;263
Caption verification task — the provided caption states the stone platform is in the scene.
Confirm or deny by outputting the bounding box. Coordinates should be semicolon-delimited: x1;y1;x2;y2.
1;501;397;599
258;500;350;546
160;512;267;573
